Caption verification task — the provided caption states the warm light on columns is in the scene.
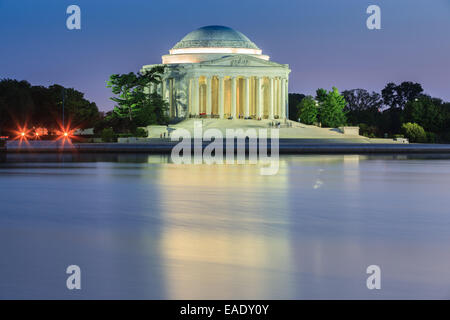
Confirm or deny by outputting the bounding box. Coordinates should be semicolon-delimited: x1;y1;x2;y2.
269;78;274;119
244;77;250;118
231;77;237;119
218;77;225;118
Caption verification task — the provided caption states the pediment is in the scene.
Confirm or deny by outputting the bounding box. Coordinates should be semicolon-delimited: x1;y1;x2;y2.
200;55;286;68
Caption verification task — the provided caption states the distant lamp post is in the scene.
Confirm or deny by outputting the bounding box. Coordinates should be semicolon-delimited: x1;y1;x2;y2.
62;87;65;129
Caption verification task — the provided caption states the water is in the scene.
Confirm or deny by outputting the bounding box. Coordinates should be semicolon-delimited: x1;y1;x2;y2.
1;153;450;299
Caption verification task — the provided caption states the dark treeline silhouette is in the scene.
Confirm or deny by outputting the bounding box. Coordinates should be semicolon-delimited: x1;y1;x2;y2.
2;78;449;142
289;81;450;142
0;79;100;135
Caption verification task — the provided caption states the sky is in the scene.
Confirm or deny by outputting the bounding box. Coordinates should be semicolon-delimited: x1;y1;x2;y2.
1;0;449;111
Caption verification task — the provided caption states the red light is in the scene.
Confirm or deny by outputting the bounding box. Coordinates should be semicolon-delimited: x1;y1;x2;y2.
54;121;77;144
13;126;31;143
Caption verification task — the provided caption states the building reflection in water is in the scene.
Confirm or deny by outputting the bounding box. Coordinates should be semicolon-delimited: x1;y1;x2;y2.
154;159;296;299
3;153;450;298
144;155;368;299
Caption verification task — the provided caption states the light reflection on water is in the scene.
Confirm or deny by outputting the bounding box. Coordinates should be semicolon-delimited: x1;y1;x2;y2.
1;153;450;299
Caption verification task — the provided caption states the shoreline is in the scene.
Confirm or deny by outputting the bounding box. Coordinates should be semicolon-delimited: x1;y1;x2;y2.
3;140;450;154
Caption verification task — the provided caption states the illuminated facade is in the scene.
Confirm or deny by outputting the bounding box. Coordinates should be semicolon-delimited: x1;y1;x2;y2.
141;25;291;120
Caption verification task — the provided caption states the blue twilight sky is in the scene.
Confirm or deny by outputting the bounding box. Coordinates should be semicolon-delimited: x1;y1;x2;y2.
1;0;449;111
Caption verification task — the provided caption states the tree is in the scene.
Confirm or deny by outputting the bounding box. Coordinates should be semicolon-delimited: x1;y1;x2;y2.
315;88;328;104
47;84;100;129
297;96;318;125
343;89;382;112
381;81;425;135
288;93;305;121
101;127;115;142
319;87;347;128
107;72;140;121
381;81;423;109
342;89;382;126
0;79;99;134
401;122;427;143
404;96;443;133
134;92;169;126
107;66;168;127
404;95;446;132
0;79;35;134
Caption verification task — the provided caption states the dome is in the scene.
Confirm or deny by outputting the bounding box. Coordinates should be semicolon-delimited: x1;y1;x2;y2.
163;25;269;63
171;25;260;50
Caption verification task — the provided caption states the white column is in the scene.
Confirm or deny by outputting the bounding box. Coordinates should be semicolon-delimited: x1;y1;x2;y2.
162;79;167;101
244;77;250;118
275;78;279;117
269;77;274;119
169;79;174;117
206;76;212;116
188;78;193;115
193;76;199;116
256;77;263;119
231;76;237;119
218;76;225;119
281;78;286;119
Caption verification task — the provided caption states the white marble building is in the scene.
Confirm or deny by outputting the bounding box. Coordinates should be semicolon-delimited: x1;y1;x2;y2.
141;25;291;120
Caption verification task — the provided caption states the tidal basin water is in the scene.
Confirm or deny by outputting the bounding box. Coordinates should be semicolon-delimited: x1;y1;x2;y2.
1;153;450;299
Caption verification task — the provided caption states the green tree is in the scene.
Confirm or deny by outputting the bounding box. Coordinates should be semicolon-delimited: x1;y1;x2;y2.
342;89;382;126
107;72;140;121
101;127;116;142
381;81;423;109
0;79;35;134
404;96;443;133
297;96;318;125
0;79;99;134
107;66;167;125
315;88;328;104
133;93;169;126
320;87;347;128
134;128;148;137
401;122;427;143
288;93;305;121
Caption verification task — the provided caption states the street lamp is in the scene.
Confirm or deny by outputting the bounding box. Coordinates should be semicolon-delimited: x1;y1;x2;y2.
62;87;65;129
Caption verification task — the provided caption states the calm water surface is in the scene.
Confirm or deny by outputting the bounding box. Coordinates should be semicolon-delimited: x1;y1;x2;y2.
1;153;450;299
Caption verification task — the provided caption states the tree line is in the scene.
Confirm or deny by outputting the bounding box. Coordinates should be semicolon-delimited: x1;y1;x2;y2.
2;76;449;143
0;79;100;135
289;81;450;142
0;66;168;137
99;65;169;135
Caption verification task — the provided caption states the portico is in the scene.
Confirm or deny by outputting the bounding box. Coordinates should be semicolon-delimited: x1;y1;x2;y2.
142;25;291;120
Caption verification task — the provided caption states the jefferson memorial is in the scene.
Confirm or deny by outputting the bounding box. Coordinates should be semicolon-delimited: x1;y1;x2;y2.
141;25;291;120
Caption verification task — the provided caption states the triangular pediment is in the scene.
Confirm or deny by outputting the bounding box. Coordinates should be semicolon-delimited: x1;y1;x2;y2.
200;55;286;67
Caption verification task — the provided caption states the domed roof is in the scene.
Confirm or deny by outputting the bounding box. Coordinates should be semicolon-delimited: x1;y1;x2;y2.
172;25;260;50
